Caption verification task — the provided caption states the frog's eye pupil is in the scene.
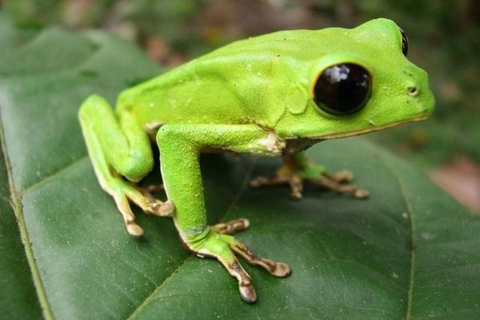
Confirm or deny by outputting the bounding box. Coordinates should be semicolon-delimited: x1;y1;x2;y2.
399;27;409;56
313;63;372;115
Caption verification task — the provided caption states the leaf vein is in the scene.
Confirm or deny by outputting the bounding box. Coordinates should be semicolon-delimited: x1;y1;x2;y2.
376;154;416;320
21;156;88;195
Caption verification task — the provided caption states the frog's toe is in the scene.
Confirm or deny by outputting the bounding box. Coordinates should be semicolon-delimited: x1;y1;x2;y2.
110;179;173;219
149;199;174;217
250;175;287;187
124;183;173;217
113;192;145;237
213;218;250;234
353;188;370;199
250;174;304;200
313;173;369;200
229;238;292;278
125;221;144;237
239;280;257;303
271;262;292;278
141;184;165;193
332;169;355;183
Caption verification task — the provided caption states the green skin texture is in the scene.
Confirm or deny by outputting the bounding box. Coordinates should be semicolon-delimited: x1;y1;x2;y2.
79;18;435;302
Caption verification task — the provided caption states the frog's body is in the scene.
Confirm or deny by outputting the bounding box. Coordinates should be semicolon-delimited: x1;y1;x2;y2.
117;24;432;140
78;19;434;303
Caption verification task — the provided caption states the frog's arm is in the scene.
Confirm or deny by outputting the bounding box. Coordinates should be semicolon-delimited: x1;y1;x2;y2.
157;124;290;303
78;95;173;236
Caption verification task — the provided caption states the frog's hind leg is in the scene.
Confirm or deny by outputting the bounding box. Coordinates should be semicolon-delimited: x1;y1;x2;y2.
251;151;369;200
79;95;173;237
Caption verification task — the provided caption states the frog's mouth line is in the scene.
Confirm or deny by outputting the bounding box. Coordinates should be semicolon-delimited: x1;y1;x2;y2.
311;115;429;140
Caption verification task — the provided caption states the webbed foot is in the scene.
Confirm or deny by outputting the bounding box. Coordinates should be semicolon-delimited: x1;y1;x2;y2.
185;221;291;303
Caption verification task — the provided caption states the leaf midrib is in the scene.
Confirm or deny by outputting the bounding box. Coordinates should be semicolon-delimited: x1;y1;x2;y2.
0;113;54;319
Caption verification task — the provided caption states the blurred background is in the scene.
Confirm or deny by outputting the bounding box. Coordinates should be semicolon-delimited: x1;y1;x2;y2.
2;0;479;212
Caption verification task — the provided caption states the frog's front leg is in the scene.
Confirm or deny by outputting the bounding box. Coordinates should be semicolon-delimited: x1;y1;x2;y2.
251;151;369;200
79;95;173;237
157;124;291;303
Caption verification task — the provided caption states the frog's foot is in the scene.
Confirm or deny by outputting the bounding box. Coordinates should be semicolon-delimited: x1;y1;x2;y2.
109;179;174;237
250;162;369;200
187;227;291;303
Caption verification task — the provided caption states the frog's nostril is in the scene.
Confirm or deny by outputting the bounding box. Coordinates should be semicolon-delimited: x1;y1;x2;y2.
407;86;419;96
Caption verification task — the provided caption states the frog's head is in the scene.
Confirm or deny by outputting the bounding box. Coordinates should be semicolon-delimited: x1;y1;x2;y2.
276;18;435;140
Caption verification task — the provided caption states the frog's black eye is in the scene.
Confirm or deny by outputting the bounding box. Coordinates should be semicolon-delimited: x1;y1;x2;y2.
313;63;372;115
399;27;408;57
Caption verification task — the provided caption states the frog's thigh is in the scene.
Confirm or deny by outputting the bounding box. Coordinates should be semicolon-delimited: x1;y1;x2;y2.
79;95;153;182
79;95;169;237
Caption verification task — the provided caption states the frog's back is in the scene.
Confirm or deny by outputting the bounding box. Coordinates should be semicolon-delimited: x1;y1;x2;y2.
117;28;339;129
199;28;338;60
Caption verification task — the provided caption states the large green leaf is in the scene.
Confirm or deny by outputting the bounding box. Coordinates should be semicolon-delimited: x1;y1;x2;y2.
1;14;479;320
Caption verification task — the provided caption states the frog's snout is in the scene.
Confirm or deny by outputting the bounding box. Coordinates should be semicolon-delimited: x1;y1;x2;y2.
403;67;435;117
